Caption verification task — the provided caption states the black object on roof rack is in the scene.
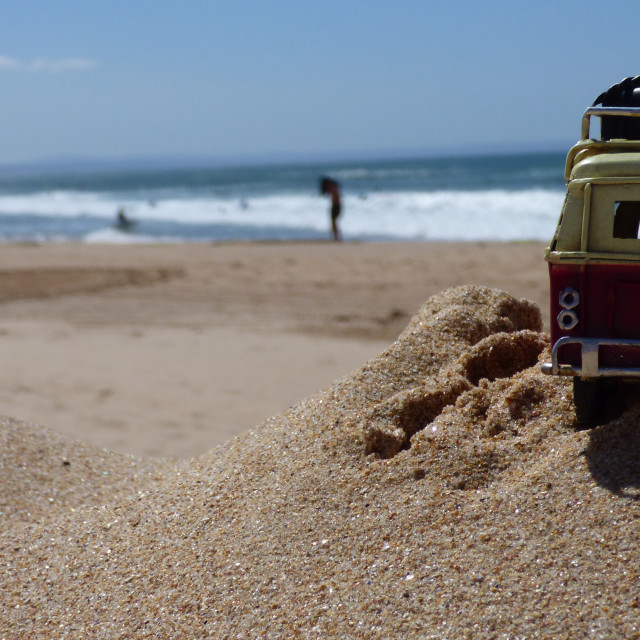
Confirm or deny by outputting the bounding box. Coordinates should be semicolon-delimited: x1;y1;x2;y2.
593;76;640;140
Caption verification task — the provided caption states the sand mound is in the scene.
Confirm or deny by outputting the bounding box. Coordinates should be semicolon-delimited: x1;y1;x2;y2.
3;285;640;638
362;330;548;458
0;419;173;525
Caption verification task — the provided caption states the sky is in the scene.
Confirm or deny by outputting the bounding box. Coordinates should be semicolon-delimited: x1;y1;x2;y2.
1;1;640;165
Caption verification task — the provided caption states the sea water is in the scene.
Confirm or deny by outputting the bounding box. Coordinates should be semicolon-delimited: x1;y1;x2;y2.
0;152;567;244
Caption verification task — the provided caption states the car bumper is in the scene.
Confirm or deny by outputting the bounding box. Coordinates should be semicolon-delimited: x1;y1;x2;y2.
541;336;640;378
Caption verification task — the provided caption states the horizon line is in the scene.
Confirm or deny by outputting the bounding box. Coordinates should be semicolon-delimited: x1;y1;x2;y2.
0;140;573;175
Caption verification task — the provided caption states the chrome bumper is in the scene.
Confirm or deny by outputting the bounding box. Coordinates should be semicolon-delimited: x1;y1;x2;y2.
541;336;640;378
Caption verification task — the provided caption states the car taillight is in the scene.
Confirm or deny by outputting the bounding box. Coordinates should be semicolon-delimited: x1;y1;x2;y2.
557;286;579;330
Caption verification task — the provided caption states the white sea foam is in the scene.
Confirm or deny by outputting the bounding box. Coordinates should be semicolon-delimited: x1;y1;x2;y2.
83;228;164;244
0;188;564;242
341;189;564;241
0;191;117;217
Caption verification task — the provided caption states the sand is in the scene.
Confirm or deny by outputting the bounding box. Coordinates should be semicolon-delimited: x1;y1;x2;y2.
0;241;549;458
4;241;637;637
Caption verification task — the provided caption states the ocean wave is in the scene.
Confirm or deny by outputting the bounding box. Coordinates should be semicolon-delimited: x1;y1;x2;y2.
0;188;564;242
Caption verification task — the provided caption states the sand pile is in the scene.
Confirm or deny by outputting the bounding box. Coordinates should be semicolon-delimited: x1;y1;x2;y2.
2;285;639;638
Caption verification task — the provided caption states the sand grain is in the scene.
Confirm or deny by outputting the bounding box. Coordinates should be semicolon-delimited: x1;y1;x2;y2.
2;285;639;638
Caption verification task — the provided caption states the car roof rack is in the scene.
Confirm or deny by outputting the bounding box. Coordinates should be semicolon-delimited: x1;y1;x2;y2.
592;75;640;140
581;106;640;140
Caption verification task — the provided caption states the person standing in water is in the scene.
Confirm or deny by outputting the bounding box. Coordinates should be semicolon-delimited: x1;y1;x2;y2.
320;176;342;241
115;207;135;231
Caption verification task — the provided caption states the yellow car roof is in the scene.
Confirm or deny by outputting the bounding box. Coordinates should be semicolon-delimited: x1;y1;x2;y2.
571;151;640;180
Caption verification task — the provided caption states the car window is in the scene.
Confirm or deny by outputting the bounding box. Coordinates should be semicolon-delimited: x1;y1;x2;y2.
613;201;640;239
588;186;640;253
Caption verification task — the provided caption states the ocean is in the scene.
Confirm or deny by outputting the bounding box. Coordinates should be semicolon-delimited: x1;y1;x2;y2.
0;152;567;244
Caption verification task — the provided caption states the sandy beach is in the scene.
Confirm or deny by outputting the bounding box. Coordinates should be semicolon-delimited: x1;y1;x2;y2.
0;240;548;458
7;240;639;637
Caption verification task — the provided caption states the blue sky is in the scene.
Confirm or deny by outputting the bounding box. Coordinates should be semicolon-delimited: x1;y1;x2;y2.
1;1;639;164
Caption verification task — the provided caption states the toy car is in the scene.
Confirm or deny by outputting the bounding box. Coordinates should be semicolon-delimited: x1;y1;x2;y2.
542;76;640;424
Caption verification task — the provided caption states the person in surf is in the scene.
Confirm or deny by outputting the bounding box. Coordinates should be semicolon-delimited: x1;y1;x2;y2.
319;176;342;241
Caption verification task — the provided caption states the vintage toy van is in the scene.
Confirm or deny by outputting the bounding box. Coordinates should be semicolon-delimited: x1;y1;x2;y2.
542;77;640;423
